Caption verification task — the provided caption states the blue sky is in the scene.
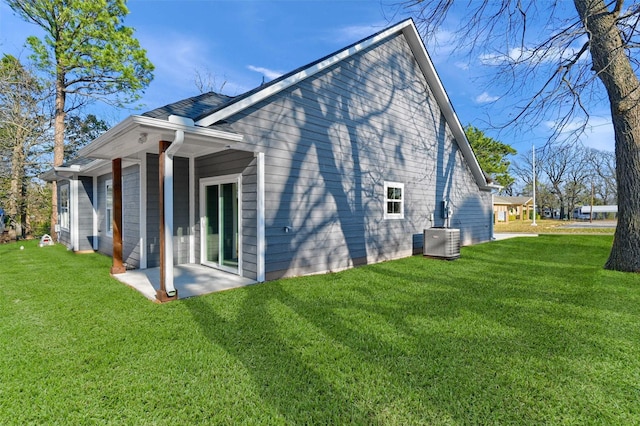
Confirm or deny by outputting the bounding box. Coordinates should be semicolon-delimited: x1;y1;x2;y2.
0;0;615;154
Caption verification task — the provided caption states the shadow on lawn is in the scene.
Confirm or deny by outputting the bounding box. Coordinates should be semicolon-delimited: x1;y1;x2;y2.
183;235;638;423
183;285;385;423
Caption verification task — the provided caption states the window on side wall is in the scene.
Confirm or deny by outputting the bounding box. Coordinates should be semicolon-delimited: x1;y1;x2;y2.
106;179;113;237
59;183;70;230
384;181;404;220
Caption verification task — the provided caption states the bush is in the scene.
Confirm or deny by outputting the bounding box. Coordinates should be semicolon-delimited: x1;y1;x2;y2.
31;220;50;237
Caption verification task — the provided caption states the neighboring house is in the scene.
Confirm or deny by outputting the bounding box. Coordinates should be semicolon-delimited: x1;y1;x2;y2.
43;19;498;299
493;196;534;223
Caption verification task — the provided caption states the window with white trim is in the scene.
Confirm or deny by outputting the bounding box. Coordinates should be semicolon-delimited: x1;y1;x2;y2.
105;179;113;236
384;181;404;220
59;183;70;230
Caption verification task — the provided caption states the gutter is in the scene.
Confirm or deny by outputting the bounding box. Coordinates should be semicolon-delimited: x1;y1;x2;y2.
77;115;244;160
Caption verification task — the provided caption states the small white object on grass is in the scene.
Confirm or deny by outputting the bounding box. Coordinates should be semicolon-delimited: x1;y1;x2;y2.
20;245;24;250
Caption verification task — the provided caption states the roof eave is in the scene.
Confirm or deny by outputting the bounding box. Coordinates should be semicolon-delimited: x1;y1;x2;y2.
77;115;247;160
401;23;489;190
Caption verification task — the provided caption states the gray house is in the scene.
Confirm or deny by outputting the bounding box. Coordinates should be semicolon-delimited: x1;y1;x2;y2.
44;19;497;300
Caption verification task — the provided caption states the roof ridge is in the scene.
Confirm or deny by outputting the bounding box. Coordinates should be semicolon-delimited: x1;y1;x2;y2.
142;91;236;121
193;18;414;124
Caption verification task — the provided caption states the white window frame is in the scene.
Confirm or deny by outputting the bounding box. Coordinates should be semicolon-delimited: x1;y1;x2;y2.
105;179;113;237
59;183;70;230
384;181;404;220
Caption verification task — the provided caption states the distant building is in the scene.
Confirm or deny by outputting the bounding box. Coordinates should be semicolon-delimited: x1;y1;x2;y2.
574;205;618;220
493;196;534;223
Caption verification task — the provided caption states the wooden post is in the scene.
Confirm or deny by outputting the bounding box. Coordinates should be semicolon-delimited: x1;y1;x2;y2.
111;158;126;274
157;141;177;302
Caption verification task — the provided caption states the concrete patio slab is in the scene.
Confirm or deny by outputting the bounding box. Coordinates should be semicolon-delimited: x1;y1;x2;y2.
114;264;257;301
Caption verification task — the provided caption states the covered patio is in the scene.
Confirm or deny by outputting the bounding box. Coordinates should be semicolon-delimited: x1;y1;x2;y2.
76;114;266;303
114;264;257;301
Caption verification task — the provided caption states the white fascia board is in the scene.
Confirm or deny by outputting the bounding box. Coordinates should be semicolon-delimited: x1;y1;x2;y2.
195;21;414;128
401;22;491;190
78;115;245;159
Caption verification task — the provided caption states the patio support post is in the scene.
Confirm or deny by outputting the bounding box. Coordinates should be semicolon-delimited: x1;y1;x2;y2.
110;158;126;274
158;140;178;302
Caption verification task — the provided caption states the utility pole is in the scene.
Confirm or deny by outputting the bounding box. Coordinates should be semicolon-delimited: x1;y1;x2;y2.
532;145;537;227
590;181;594;223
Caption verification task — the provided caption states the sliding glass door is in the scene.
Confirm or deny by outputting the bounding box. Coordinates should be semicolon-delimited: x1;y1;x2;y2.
200;176;241;273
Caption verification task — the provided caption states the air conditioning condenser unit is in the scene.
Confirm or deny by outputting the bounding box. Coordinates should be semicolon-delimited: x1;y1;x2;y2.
423;227;460;260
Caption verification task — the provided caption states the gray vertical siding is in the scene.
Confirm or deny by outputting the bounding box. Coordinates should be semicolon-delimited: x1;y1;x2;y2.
96;165;141;269
57;179;71;247
122;165;140;268
146;154;160;268
173;157;190;265
145;154;192;268
195;150;257;280
221;32;492;280
76;176;94;251
96;174;111;257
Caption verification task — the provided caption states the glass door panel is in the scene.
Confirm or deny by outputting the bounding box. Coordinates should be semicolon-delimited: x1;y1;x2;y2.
220;182;238;269
205;185;219;264
202;179;239;273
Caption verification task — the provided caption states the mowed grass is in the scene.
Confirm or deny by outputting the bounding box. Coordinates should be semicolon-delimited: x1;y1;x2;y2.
495;219;616;234
1;236;639;425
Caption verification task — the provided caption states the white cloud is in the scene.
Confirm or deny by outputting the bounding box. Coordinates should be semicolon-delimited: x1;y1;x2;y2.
579;117;615;152
247;65;283;81
138;32;211;90
129;31;251;112
475;92;499;103
545;116;614;151
332;22;388;43
479;36;590;67
424;28;464;61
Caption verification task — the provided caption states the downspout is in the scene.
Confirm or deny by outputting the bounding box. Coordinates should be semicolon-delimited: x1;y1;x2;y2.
162;115;192;297
162;129;183;298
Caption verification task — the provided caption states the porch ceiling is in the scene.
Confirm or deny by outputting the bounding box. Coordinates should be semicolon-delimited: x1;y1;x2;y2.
78;115;255;161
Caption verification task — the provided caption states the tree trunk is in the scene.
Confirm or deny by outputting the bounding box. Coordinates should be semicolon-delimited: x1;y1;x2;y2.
574;0;640;271
9;137;24;218
51;75;66;239
20;175;27;238
9;126;26;238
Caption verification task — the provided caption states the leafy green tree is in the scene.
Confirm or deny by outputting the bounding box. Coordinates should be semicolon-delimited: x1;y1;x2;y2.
465;125;516;192
65;114;109;161
6;0;154;237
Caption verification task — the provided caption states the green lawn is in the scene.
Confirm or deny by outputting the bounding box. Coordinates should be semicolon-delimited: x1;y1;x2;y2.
1;236;639;425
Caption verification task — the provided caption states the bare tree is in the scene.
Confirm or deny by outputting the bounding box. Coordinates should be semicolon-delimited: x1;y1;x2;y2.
587;148;617;204
515;144;612;218
193;67;228;94
0;54;49;238
403;0;640;271
538;145;572;219
564;145;592;215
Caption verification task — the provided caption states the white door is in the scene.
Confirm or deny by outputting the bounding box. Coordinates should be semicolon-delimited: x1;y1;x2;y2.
200;175;242;274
